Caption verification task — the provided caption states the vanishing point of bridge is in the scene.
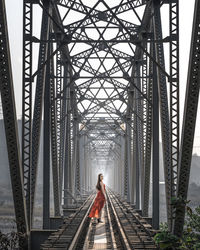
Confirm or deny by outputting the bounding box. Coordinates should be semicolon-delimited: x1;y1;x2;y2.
0;0;200;249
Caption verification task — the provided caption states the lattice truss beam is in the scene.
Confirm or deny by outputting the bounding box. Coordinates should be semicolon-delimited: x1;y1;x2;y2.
52;0;147;161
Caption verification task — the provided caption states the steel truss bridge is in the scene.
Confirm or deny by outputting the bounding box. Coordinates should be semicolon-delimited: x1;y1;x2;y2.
0;0;200;248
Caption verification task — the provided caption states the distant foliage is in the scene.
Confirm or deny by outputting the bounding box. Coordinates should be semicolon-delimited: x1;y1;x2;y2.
154;198;200;249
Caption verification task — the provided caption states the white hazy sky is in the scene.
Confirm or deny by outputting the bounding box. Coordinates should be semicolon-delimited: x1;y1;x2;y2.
3;0;200;153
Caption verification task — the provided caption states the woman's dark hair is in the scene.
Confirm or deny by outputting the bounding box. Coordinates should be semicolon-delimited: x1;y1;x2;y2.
96;173;102;190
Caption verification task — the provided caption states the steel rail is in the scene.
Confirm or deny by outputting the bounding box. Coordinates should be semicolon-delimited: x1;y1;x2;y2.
107;188;158;249
107;190;132;250
68;195;96;249
41;193;95;249
105;194;119;249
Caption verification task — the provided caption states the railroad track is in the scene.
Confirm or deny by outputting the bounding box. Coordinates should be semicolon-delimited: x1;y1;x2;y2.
41;193;95;250
107;188;158;249
41;189;158;249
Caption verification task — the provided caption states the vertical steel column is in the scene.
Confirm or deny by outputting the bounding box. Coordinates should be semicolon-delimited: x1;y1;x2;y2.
76;134;80;193
118;139;123;196
0;0;28;246
132;106;137;205
142;45;153;216
82;135;86;193
126;123;132;202
88;156;92;191
85;148;88;191
134;62;143;209
72;118;77;195
124;133;128;198
126;87;133;203
141;53;147;212
121;135;125;197
62;68;68;207
117;159;120;194
69;90;74;196
22;0;33;230
173;0;200;237
152;45;160;229
31;1;51;222
86;138;89;191
114;157;117;193
86;152;89;191
117;157;120;194
56;50;63;204
169;0;179;198
50;44;60;216
63;74;71;207
43;46;51;229
134;100;140;209
84;136;88;192
152;0;172;229
71;90;77;196
79;135;84;193
74;125;80;194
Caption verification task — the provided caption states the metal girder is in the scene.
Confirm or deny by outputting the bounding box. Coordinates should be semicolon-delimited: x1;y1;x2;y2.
43;44;51;229
152;0;172;229
58;0;146;19
80;123;124;138
62;66;69;206
76;93;138;133
142;43;153;217
142;51;147;164
141;51;147;211
124;1;152;211
22;0;33;229
49;43;60;216
152;41;160;229
0;0;28;245
84;136;121;147
61;3;140;34
126;120;132;203
56;50;64;204
126;81;133;203
58;59;66;206
71;58;130;94
169;0;179;199
50;3;77;206
70;91;75;193
75;73;128;90
72;46;132;62
71;85;79;197
73;121;80;194
73;58;132;80
31;0;51;222
63;72;72;207
133;63;143;209
138;4;156;215
173;0;200;237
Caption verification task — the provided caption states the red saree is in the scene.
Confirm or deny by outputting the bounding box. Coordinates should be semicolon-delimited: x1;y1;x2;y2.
88;183;106;218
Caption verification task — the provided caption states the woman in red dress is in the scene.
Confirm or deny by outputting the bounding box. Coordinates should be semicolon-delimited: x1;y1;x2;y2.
88;173;107;223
